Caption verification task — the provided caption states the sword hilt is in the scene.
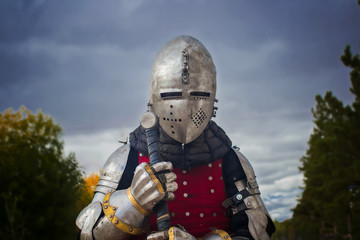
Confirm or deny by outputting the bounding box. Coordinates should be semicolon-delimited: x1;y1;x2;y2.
140;111;171;231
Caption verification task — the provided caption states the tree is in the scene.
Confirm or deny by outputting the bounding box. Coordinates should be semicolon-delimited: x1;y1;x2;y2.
0;106;85;240
77;170;101;211
272;219;295;240
84;170;101;195
340;45;360;239
293;44;360;239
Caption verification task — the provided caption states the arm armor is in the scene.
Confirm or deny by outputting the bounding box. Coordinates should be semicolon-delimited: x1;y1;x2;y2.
224;148;275;240
94;144;131;199
76;144;149;240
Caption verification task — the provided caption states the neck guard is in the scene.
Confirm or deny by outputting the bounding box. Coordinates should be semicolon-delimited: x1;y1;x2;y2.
129;121;232;170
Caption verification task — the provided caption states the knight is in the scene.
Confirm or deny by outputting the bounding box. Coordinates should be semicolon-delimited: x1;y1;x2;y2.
76;36;275;240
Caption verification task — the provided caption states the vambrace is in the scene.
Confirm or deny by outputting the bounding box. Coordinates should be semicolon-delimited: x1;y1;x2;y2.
228;179;273;240
77;189;149;240
93;190;149;239
223;149;275;240
76;201;102;240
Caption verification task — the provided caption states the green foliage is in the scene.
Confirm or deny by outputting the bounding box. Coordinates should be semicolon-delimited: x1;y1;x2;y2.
272;219;295;240
292;45;360;239
0;106;85;240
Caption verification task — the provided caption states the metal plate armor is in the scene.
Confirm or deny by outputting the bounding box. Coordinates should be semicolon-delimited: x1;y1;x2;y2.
150;36;217;144
94;144;130;199
233;149;272;240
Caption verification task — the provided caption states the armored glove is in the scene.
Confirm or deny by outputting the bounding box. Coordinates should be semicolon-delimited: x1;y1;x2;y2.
130;162;178;212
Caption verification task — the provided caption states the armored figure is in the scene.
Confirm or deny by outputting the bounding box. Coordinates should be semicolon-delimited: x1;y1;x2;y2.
76;36;275;240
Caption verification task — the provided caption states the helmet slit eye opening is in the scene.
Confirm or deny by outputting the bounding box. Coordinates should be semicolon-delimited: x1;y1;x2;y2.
190;92;210;97
160;92;182;99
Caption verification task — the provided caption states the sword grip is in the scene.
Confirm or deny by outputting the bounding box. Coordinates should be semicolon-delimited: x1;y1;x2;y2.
145;127;171;231
145;128;162;165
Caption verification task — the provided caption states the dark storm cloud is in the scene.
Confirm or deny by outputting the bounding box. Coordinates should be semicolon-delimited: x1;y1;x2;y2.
1;1;359;129
212;1;359;111
0;0;158;132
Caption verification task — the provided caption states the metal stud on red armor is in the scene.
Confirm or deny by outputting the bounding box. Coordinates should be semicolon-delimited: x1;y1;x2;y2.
139;153;229;238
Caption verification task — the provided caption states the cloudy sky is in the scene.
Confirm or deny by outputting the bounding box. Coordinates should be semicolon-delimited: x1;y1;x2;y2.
1;0;359;221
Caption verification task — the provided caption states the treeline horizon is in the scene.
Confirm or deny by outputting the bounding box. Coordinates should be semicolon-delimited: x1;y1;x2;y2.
273;40;360;240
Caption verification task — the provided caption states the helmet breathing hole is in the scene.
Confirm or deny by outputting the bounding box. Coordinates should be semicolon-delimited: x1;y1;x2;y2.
191;109;207;128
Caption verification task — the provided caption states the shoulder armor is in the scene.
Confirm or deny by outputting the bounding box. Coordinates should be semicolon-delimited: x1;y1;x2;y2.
76;201;102;240
95;144;130;195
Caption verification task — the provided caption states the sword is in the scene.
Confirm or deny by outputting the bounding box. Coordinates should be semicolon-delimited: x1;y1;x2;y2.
140;110;171;231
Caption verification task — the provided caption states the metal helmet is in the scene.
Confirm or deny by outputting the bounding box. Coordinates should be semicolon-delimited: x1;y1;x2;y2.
149;35;217;144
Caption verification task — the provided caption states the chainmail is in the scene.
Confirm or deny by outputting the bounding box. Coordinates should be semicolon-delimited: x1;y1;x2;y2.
129;121;232;170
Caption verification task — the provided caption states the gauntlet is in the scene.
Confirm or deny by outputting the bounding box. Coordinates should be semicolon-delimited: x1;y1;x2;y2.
130;162;178;212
